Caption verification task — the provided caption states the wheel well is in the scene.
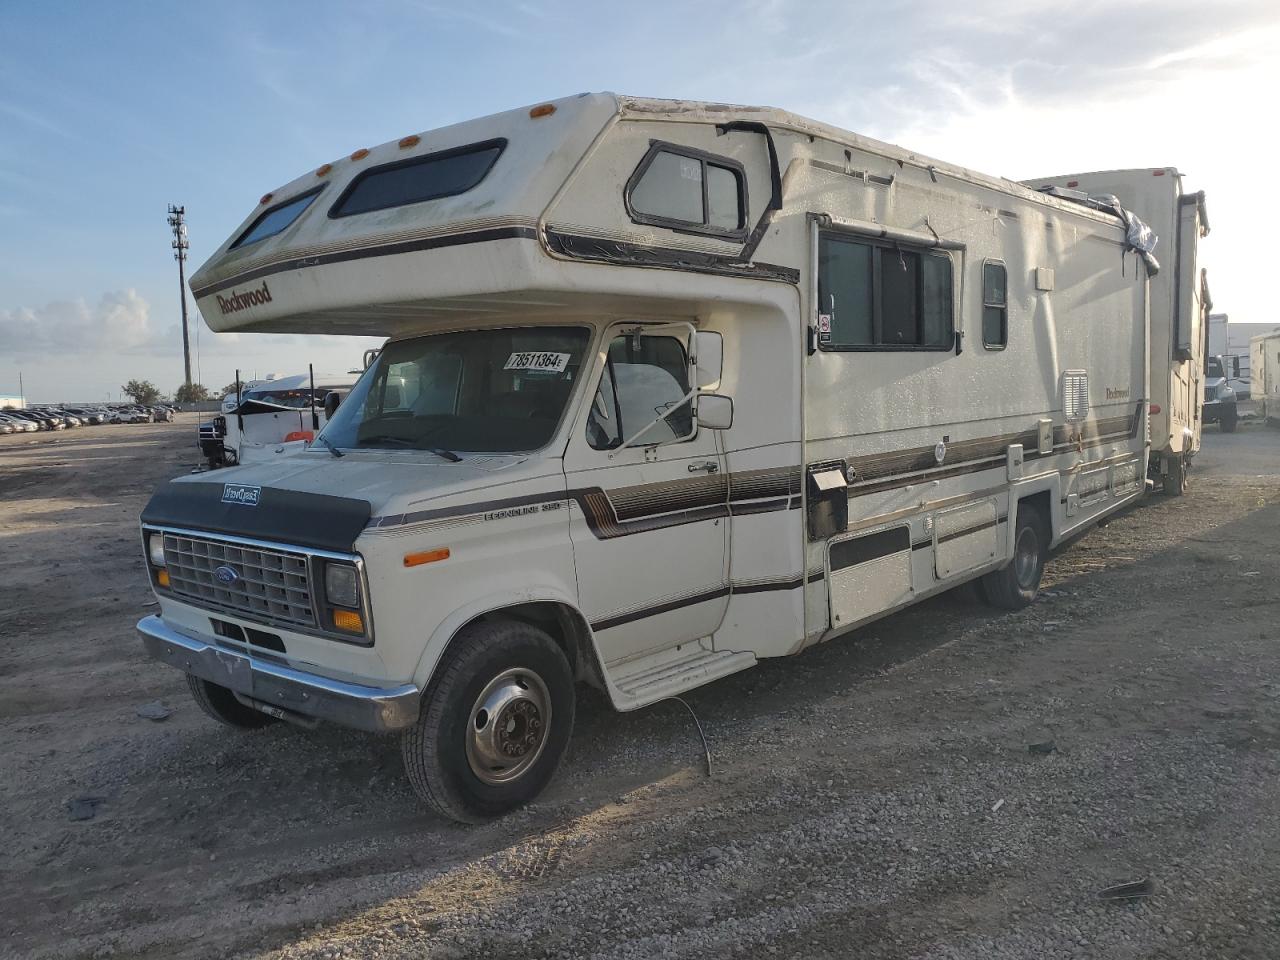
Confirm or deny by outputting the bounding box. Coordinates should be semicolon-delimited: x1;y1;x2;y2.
467;602;605;690
1016;490;1052;540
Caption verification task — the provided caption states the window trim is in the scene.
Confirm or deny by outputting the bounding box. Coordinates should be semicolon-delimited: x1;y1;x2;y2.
816;232;956;353
981;258;1009;351
231;185;326;250
327;137;508;219
623;140;749;242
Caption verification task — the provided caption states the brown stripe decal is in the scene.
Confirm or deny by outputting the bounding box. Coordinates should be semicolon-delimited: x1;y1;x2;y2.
829;527;910;571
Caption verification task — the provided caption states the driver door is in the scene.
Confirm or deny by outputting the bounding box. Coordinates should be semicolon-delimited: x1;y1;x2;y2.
564;324;729;668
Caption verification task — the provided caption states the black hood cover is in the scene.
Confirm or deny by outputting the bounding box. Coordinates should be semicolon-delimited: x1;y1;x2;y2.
141;480;371;553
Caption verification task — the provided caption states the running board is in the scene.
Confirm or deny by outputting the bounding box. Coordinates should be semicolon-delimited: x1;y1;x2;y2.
609;644;756;710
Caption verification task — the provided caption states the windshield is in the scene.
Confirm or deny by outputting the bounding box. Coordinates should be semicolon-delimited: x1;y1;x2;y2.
1206;357;1225;378
318;326;592;454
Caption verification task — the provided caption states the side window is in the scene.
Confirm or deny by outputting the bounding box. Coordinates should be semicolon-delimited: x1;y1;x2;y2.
586;335;693;450
626;144;747;238
982;261;1008;349
817;234;953;349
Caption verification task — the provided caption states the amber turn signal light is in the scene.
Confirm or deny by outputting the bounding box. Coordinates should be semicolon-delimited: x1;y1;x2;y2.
156;569;170;588
404;548;450;568
332;609;364;633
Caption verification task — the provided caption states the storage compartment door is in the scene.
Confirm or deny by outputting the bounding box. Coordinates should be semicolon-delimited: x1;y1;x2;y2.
827;526;913;627
934;499;999;579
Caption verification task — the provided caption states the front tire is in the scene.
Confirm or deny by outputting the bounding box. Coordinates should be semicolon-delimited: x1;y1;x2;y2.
186;675;278;729
1220;407;1239;433
980;504;1048;610
402;621;575;823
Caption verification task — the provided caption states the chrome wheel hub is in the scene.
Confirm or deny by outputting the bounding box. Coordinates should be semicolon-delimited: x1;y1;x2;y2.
465;668;551;785
1013;525;1039;588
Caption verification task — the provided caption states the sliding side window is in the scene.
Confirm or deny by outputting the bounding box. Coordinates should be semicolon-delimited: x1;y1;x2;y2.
626;143;747;240
982;261;1008;349
817;234;954;350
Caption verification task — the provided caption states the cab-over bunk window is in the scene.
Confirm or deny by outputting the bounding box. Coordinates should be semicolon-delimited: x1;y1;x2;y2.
625;142;747;240
817;233;954;351
231;186;324;249
330;139;507;218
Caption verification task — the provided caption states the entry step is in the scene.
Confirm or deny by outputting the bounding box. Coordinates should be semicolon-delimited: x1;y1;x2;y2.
611;645;756;709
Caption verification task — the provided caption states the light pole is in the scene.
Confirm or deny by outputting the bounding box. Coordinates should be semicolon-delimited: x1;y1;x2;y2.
167;204;192;388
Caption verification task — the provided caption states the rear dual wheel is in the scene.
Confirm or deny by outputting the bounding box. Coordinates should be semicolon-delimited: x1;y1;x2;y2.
979;506;1048;610
402;621;575;824
1161;453;1188;497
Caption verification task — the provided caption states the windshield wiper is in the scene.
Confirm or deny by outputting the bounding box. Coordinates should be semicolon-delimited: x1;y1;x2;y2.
316;434;344;458
358;435;462;462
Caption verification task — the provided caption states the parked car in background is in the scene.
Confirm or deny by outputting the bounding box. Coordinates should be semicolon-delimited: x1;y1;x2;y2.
0;413;38;433
0;419;13;434
64;407;106;425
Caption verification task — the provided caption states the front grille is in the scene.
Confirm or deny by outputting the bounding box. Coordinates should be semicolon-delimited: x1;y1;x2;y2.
162;532;316;628
1205;387;1216;402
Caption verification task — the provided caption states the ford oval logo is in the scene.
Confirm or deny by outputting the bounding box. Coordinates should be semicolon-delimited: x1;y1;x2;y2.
214;565;240;585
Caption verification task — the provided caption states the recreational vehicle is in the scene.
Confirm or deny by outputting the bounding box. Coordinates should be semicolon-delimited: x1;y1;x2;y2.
138;94;1159;822
197;371;358;468
1026;169;1210;492
1251;331;1280;425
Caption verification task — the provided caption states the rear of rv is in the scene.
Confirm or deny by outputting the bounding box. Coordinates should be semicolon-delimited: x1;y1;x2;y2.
1023;169;1209;491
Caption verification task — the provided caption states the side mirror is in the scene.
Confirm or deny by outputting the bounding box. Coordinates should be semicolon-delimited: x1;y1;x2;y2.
698;394;734;430
323;391;342;420
695;330;724;390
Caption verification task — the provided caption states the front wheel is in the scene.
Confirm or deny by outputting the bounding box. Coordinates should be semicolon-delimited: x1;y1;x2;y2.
1220;407;1239;433
979;505;1048;610
402;621;575;823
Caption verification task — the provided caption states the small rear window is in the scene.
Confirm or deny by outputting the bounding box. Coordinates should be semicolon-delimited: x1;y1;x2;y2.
330;139;506;218
232;188;322;249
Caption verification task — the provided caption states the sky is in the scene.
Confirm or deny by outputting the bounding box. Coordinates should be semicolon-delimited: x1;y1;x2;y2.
2;0;1278;403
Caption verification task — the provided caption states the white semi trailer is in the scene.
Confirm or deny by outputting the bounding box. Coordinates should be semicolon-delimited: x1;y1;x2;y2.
137;94;1165;821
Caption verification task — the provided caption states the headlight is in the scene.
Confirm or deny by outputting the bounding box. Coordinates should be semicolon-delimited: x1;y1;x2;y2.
148;533;166;567
324;562;360;608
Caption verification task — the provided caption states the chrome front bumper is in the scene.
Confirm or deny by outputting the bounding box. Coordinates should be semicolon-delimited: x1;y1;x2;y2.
137;615;420;732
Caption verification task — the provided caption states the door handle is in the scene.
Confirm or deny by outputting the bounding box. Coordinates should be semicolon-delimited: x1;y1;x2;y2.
687;461;719;474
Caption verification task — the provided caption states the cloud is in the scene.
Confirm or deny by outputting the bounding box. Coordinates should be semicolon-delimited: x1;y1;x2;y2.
0;289;166;355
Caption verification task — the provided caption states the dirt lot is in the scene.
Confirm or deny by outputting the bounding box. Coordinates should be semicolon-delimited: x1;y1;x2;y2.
2;418;1279;960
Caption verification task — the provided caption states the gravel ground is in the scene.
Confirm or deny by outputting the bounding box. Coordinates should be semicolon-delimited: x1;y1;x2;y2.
2;418;1279;960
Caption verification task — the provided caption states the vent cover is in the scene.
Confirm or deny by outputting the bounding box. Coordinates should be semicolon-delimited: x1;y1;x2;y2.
1062;370;1089;422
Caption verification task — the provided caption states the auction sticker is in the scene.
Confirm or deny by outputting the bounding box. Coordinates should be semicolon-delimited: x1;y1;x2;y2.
505;352;570;373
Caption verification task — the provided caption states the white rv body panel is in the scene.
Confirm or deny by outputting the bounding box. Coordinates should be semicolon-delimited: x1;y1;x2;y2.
1024;168;1207;475
150;94;1153;732
1252;332;1280;423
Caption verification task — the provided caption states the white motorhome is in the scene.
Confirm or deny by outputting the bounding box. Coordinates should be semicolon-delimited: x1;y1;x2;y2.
1251;331;1280;424
1026;169;1209;492
198;371;358;467
138;94;1158;822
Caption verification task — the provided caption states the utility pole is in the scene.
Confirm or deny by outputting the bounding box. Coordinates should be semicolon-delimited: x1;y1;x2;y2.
167;204;192;388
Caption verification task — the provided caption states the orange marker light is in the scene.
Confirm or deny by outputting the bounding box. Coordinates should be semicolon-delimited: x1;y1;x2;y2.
156;569;170;588
404;548;451;568
398;134;420;149
350;147;369;161
333;609;364;633
259;192;274;205
315;163;332;177
529;103;556;119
